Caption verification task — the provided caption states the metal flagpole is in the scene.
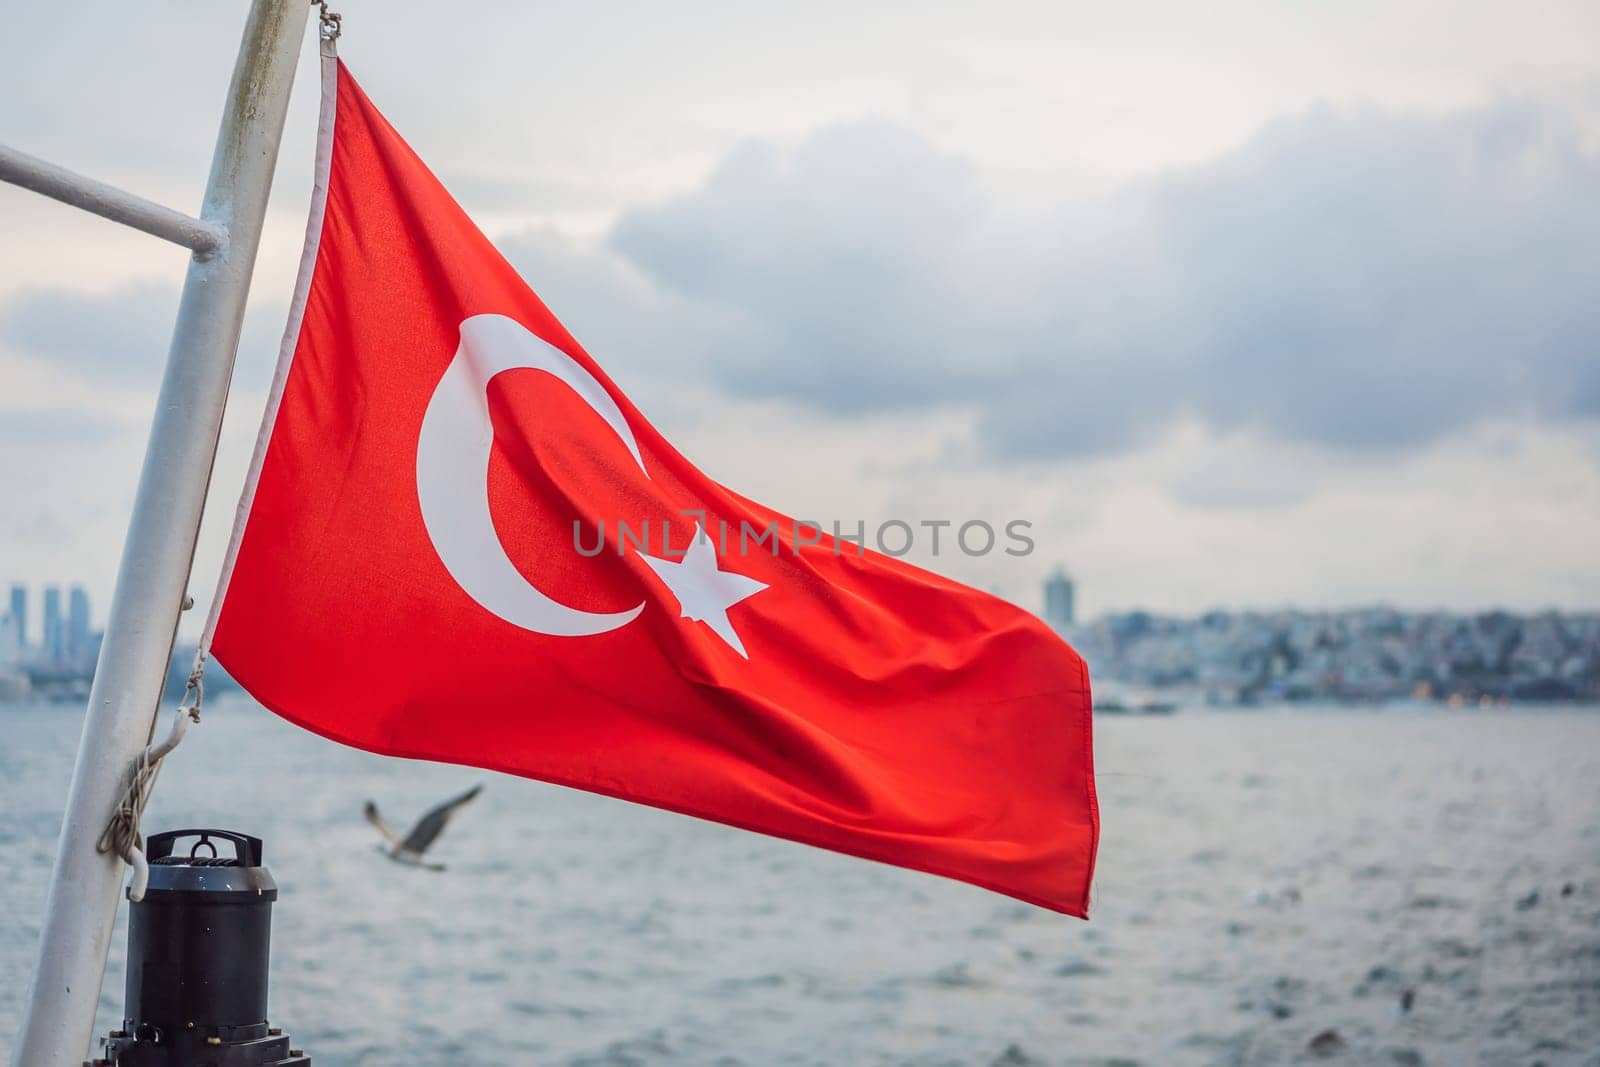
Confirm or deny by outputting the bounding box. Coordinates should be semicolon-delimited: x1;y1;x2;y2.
8;2;311;1063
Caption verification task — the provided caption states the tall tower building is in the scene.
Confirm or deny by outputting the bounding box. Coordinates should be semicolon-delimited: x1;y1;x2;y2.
68;585;91;664
43;585;63;664
8;584;25;650
1044;568;1076;628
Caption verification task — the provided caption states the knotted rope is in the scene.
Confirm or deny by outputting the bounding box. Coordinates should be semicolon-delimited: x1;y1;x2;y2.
97;663;204;902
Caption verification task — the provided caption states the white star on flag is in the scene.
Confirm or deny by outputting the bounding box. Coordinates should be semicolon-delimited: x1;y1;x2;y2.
642;524;768;658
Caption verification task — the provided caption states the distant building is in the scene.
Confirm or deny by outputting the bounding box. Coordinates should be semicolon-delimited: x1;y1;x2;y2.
1044;568;1076;628
68;585;91;665
8;584;25;650
43;586;63;665
0;609;19;670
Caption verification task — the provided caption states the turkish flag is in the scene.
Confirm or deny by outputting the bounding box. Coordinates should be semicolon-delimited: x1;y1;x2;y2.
211;61;1098;915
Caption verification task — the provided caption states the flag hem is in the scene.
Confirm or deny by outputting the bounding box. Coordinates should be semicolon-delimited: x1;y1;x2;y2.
200;43;342;655
1077;653;1100;915
245;687;1095;918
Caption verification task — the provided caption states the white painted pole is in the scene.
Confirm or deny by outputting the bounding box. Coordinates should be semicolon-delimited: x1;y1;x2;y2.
11;2;311;1064
0;144;226;256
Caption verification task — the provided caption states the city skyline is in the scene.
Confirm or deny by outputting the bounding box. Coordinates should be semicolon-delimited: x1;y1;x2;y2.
5;561;1599;646
2;580;98;667
1067;603;1600;705
5;568;1597;705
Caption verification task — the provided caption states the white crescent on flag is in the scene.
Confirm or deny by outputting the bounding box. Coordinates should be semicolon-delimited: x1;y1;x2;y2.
415;313;648;637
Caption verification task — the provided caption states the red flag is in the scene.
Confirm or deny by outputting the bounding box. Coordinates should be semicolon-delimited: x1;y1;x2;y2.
210;60;1098;915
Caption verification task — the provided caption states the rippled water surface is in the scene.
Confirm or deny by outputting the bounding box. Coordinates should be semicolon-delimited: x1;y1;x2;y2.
2;701;1598;1065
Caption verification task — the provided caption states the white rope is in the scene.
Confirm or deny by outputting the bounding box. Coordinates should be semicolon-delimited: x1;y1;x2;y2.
97;663;204;902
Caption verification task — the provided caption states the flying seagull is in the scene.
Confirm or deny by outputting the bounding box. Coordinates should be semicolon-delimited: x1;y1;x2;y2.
364;784;482;870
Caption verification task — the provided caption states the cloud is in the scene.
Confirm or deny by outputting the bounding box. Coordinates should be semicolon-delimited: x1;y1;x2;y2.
498;228;723;389
0;284;290;398
1110;98;1600;452
0;407;128;447
611;123;1000;414
0;284;179;384
599;97;1600;461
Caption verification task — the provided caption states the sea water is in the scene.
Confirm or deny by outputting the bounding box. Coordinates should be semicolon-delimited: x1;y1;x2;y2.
1;701;1597;1066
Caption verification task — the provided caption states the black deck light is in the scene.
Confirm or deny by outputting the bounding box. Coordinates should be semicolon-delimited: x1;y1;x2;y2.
88;829;310;1066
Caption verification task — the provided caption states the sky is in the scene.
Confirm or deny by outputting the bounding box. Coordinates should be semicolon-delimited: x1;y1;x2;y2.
1;0;1598;633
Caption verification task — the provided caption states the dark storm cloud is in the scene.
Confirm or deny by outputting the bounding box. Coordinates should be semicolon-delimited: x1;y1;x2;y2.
605;99;1600;458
